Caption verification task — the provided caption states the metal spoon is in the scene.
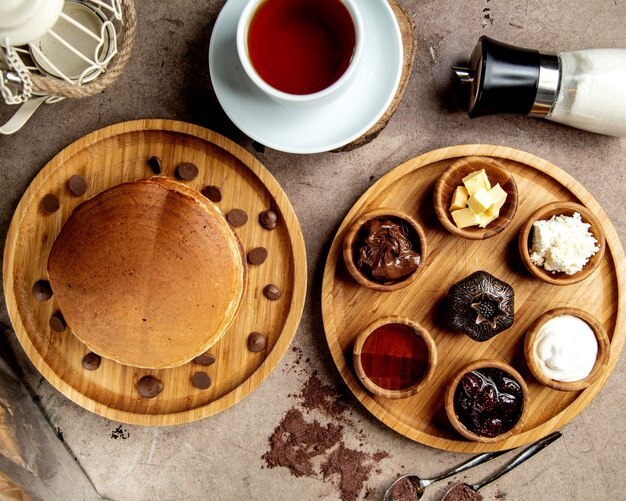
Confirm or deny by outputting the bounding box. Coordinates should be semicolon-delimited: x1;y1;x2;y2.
441;431;562;500
383;449;508;501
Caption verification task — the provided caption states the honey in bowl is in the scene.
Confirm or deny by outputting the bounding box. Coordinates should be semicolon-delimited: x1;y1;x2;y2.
247;0;356;95
360;323;430;391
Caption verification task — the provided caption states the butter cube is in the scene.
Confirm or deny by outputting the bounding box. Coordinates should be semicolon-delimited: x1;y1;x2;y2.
449;186;469;211
487;183;507;210
462;169;491;196
476;211;498;228
490;199;506;215
451;207;478;229
484;205;500;218
467;188;493;214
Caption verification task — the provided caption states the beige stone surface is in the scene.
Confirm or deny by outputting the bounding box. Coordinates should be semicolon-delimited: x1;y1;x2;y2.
0;1;624;500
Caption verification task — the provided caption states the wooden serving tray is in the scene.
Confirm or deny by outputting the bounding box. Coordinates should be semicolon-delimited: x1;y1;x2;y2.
322;144;625;453
4;119;307;426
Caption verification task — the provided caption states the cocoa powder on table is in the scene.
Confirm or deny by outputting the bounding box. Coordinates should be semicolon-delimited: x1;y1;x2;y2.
263;408;343;478
299;371;350;419
321;443;387;501
263;369;389;501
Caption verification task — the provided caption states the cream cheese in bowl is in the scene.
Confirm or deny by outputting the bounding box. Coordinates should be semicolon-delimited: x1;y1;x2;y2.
534;315;598;382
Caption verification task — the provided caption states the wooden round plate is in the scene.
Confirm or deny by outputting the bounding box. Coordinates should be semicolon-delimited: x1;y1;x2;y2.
321;144;626;452
4;119;307;426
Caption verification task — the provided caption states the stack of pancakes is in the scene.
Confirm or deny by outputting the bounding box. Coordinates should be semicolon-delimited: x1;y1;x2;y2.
48;177;246;369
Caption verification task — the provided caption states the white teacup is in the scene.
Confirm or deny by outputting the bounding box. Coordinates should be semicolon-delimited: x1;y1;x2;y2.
236;0;364;105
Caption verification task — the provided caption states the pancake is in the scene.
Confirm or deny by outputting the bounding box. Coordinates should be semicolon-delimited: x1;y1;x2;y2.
47;177;246;368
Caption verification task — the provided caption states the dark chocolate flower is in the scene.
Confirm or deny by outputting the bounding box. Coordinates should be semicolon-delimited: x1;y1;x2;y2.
470;292;509;329
447;271;514;341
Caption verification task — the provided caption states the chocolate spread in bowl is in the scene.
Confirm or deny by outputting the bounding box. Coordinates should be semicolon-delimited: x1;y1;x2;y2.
356;218;421;283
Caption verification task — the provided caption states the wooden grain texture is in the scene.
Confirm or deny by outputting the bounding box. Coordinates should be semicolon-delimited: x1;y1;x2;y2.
518;201;606;286
342;207;427;292
523;307;610;392
336;0;416;152
434;155;519;240
321;144;626;453
3;119;307;426
443;359;530;444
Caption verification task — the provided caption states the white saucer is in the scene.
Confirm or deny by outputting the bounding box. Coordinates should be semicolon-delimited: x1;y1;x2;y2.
209;0;403;154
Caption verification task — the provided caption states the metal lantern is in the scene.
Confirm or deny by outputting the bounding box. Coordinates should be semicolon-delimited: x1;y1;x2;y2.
0;0;136;134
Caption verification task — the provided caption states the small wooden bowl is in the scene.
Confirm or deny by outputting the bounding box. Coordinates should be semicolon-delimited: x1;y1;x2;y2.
524;307;610;391
343;208;427;292
444;359;529;443
518;201;606;286
353;316;437;399
433;156;518;240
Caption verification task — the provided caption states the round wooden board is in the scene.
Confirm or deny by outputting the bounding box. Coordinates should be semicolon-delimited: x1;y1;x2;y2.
335;0;416;152
3;119;307;426
322;144;626;453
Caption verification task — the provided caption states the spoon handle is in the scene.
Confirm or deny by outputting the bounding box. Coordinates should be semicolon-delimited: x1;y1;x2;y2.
471;431;562;492
422;449;508;487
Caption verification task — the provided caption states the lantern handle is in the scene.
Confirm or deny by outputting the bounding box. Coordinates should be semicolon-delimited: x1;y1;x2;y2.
0;95;47;134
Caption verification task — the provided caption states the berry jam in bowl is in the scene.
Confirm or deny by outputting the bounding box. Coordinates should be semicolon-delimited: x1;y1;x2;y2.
444;359;529;443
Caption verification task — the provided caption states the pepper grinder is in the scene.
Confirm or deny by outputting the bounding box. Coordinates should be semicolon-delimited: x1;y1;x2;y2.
453;36;626;137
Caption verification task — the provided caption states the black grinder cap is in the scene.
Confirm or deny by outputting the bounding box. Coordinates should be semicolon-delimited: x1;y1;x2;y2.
456;36;552;117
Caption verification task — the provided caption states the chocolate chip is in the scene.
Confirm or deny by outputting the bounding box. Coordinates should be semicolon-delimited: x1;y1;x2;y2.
67;175;87;196
263;284;281;300
176;162;199;181
247;247;268;265
137;376;164;398
147;156;162;174
227;208;248;227
49;312;65;332
41;194;60;213
82;352;101;371
201;185;222;203
247;332;267;352
259;210;278;230
191;371;212;389
32;280;53;302
194;352;216;366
